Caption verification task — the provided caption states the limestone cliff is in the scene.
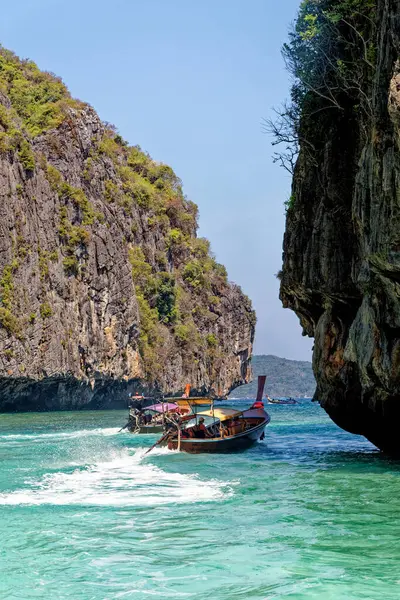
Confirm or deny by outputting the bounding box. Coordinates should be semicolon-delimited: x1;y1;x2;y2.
280;1;400;453
0;48;255;411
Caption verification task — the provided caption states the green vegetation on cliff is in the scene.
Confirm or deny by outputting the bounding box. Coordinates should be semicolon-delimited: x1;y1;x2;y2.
0;47;81;137
114;139;246;381
267;0;377;178
277;1;400;452
0;45;255;393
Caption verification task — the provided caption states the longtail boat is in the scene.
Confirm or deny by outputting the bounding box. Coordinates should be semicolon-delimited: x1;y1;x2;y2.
157;376;270;454
128;402;180;434
267;396;297;405
125;384;213;434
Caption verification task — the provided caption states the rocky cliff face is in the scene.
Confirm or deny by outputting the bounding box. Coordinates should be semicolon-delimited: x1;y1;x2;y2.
0;48;255;411
280;1;400;453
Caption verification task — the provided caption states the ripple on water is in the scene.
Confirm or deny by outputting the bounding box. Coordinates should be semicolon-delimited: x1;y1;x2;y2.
0;446;234;507
1;405;400;600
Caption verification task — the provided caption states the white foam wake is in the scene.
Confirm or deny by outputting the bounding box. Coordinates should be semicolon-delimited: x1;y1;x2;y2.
0;427;120;441
0;447;233;507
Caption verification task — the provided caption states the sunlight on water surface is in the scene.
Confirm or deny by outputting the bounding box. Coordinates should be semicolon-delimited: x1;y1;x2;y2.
1;402;399;600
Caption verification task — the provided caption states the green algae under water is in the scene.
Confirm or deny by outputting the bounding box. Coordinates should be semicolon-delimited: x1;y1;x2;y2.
1;401;400;600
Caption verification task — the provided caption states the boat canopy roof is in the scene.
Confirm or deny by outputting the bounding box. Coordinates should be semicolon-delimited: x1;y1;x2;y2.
161;398;212;413
173;397;212;405
145;402;178;413
197;408;242;422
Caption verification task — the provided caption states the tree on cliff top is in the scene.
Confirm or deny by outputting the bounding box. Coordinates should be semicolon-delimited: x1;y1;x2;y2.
265;0;377;175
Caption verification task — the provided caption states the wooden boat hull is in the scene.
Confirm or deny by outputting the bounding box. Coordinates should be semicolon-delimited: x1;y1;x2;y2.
129;424;165;434
166;411;270;453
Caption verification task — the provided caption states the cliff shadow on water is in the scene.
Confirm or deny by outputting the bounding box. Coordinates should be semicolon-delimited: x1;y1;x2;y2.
278;0;400;454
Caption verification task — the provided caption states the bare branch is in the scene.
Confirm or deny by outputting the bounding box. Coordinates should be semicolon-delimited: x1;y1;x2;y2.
266;1;376;173
340;18;375;70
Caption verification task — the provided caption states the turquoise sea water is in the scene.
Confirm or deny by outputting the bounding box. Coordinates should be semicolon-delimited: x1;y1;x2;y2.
1;401;400;599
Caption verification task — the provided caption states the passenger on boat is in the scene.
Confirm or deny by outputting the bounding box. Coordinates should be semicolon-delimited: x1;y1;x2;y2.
188;417;212;439
229;416;243;436
220;421;230;438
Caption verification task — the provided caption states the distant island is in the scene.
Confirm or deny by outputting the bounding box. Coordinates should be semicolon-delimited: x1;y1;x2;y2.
230;355;315;399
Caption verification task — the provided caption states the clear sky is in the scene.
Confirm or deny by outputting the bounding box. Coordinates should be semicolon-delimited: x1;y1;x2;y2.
2;0;313;361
